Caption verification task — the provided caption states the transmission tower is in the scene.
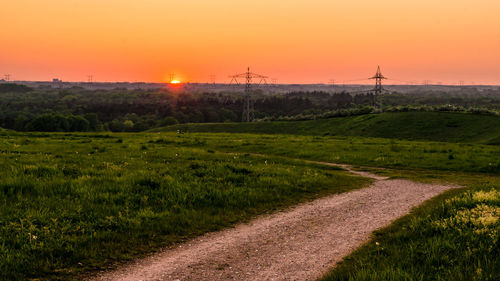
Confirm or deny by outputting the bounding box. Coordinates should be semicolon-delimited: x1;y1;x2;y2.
329;79;336;91
229;67;268;122
4;74;11;82
369;66;387;94
271;78;278;87
87;75;93;89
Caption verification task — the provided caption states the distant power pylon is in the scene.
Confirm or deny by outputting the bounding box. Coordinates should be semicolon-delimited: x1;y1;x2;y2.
169;73;175;83
369;66;386;94
4;74;11;82
329;79;336;91
229;67;268;122
271;78;278;87
87;75;93;89
210;74;216;84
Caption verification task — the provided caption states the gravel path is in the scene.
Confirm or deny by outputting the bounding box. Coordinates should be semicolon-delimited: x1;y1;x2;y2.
89;164;457;281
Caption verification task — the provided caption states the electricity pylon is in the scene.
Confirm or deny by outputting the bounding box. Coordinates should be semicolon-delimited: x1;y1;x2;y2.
229;67;268;122
369;66;387;94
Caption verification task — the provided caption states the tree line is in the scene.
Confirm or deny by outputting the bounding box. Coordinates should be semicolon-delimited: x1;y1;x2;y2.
1;84;499;132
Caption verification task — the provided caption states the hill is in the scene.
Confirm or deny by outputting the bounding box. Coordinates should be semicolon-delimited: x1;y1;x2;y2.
152;112;500;144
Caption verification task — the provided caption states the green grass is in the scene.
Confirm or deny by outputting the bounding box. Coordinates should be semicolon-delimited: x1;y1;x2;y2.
153;112;500;144
2;110;500;280
0;132;368;280
320;173;500;281
143;130;500;280
145;132;500;174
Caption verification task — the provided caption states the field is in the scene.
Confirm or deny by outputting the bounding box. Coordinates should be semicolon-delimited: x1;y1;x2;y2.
0;131;368;280
1;111;499;280
155;111;500;144
145;132;500;174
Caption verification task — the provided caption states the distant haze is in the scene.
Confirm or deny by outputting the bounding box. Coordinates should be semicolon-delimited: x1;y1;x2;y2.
1;0;500;84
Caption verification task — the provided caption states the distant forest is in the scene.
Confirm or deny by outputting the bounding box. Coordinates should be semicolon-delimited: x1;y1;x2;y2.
0;83;499;132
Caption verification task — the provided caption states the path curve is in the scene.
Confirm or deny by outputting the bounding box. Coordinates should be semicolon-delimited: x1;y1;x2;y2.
89;164;458;281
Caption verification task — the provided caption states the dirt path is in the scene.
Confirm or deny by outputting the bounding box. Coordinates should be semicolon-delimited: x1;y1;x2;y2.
89;164;458;281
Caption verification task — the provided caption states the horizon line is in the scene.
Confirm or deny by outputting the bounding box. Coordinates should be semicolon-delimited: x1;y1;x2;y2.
3;80;500;87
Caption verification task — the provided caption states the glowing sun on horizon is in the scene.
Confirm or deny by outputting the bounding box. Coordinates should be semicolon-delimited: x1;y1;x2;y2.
170;80;181;84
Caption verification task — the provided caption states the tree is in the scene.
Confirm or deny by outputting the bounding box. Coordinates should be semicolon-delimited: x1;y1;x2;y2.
0;83;33;93
157;116;178;127
108;119;125;132
25;114;69;132
14;115;28;131
68;115;90;132
83;113;102;131
123;120;135;131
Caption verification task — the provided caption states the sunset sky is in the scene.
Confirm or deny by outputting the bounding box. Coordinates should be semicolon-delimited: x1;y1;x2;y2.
1;0;500;84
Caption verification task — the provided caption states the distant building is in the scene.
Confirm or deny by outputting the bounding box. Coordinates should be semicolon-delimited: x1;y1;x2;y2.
52;78;63;88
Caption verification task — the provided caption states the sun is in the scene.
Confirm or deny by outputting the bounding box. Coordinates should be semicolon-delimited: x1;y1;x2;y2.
170;80;181;84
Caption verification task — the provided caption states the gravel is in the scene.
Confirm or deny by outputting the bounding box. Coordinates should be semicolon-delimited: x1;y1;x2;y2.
89;165;458;281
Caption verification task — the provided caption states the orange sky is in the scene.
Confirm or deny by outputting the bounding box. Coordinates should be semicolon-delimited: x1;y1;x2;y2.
1;0;500;84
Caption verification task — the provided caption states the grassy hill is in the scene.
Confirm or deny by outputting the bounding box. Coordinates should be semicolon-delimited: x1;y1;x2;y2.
152;112;500;144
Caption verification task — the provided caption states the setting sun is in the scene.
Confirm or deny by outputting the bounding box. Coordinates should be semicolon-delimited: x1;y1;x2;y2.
170;80;181;84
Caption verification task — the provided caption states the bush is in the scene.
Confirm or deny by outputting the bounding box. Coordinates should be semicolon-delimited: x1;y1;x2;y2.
157;116;179;127
25;114;90;132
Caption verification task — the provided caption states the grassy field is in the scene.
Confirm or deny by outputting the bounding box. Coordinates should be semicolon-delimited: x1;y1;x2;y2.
149;123;500;280
145;132;500;174
2;112;500;280
154;112;500;144
0;131;368;280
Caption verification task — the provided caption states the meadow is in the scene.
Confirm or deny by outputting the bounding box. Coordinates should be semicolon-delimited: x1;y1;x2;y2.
1;111;499;280
146;132;500;174
155;111;500;144
155;111;500;280
0;131;368;280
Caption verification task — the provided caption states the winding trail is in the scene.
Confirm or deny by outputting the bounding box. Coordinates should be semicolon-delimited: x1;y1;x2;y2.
89;163;458;281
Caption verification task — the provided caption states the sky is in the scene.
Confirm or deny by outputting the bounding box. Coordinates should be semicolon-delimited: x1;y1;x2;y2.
1;0;500;84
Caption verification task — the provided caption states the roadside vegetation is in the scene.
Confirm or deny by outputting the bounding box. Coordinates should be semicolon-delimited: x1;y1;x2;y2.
321;174;500;281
